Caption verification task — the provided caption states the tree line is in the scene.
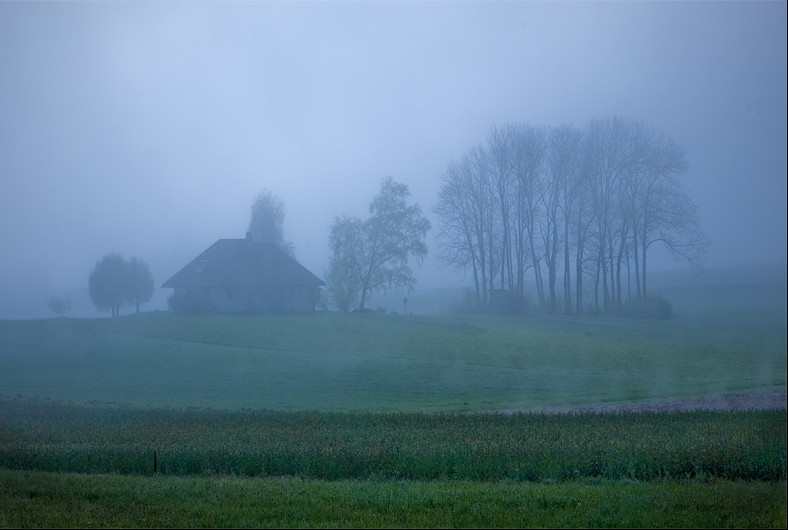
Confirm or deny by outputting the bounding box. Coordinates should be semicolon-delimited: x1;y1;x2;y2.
79;115;708;317
433;116;709;315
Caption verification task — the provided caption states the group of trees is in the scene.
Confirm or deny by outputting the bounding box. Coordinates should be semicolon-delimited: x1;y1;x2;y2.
82;115;707;318
88;254;154;317
246;180;431;313
434;116;709;315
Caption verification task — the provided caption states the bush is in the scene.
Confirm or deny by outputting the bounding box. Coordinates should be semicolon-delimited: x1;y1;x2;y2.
488;289;531;316
451;288;479;314
620;294;673;319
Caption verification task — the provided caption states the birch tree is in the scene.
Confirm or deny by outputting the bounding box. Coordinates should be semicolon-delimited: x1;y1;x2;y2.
326;177;430;312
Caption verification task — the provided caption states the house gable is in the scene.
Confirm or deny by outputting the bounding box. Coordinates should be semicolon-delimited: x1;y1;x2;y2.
162;238;324;313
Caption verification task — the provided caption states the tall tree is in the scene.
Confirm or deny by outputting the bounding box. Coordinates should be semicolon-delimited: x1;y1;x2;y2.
434;145;494;311
510;124;546;304
248;189;294;256
586;116;633;312
486;125;516;291
88;253;131;317
546;124;583;313
628;123;708;297
435;116;708;316
325;215;364;312
326;177;431;312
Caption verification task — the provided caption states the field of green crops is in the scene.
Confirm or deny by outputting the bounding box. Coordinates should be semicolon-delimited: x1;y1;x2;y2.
0;282;786;527
1;399;784;482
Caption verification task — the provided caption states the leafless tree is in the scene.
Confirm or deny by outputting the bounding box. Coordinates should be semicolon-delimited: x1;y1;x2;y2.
434;145;496;310
435;116;708;316
546;124;583;313
511;124;547;304
629;123;707;296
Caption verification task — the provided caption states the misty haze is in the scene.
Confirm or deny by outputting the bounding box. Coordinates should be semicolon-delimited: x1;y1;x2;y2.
0;1;785;528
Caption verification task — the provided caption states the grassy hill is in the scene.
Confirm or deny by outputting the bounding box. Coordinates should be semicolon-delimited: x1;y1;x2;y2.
1;277;785;528
1;287;785;412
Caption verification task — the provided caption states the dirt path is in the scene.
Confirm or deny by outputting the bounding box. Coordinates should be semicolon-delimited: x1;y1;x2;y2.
499;390;787;415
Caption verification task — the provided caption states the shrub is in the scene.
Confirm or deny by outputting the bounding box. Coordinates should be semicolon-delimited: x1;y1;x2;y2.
620;294;673;319
452;288;479;314
488;290;531;316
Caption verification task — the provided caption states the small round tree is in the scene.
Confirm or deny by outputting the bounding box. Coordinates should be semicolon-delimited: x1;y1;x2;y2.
47;296;73;318
88;254;155;317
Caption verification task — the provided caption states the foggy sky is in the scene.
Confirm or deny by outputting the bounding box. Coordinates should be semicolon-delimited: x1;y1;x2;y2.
1;1;786;319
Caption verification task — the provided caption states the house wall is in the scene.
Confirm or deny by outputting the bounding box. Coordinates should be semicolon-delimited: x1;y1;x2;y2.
203;286;317;313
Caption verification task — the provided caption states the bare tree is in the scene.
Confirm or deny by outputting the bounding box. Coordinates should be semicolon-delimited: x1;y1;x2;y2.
485;123;546;303
546;124;583;313
586;116;635;312
511;124;546;302
629;123;708;296
640;175;710;294
434;145;494;310
435;115;708;316
486;125;516;291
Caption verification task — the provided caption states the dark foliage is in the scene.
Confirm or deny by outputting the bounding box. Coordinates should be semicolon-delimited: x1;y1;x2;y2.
620;294;673;319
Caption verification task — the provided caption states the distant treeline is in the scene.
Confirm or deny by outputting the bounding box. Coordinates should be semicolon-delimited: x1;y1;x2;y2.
434;116;709;315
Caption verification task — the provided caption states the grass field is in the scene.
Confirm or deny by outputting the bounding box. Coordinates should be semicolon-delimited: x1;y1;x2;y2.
1;281;786;527
1;303;785;412
2;470;785;528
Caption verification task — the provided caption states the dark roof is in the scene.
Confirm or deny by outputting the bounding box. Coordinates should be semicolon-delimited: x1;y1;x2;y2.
162;239;324;289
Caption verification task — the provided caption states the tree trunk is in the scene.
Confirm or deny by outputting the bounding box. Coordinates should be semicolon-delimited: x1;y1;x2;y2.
632;230;642;299
641;223;649;298
359;285;369;311
575;238;584;315
472;256;481;311
529;230;545;307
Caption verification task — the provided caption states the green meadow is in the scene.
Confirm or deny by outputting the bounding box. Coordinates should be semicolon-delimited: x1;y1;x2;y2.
1;302;785;412
0;280;786;527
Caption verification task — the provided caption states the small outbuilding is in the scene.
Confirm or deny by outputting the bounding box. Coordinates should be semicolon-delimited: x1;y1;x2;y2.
162;234;324;313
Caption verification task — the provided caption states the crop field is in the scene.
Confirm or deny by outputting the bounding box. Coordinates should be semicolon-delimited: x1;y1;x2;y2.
1;399;785;481
0;282;786;527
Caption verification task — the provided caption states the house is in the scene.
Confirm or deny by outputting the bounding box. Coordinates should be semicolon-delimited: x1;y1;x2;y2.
162;234;324;313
